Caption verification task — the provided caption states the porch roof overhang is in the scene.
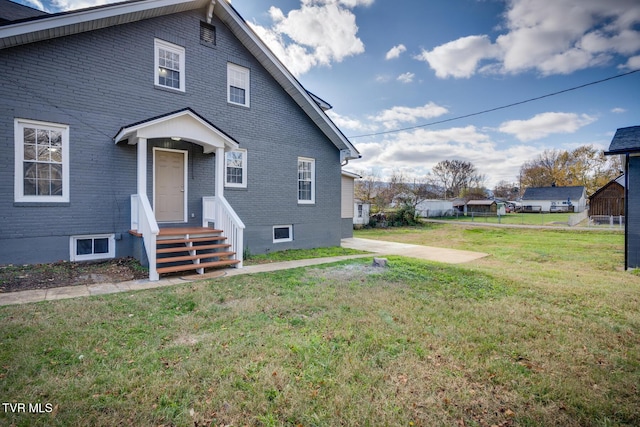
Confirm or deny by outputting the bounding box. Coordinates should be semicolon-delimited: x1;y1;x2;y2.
113;108;239;153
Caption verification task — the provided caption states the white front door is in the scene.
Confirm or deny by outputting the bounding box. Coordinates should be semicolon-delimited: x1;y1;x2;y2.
154;148;187;222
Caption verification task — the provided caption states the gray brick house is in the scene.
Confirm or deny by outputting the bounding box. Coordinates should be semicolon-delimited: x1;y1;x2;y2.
606;125;640;270
0;0;360;280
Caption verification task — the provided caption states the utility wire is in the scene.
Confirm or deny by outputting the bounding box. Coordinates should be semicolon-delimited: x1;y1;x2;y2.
347;69;640;139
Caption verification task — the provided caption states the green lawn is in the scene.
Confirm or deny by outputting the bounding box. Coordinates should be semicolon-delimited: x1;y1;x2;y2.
1;224;638;426
430;212;578;226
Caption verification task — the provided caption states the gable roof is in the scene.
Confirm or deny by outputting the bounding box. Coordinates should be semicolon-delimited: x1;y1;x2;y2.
114;108;239;153
522;186;586;201
606;125;640;154
0;0;360;160
0;0;47;24
588;174;625;200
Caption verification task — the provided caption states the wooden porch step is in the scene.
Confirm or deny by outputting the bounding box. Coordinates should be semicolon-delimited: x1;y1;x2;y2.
157;251;236;264
156;259;241;274
158;236;227;245
157;243;232;254
158;227;223;236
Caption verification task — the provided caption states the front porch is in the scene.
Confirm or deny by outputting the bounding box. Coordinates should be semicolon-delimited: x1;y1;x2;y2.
116;109;246;281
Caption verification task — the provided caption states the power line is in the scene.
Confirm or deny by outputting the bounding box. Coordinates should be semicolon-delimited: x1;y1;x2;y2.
347;69;640;139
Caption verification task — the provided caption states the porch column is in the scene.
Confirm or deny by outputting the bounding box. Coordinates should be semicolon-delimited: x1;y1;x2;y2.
137;137;147;196
215;146;224;198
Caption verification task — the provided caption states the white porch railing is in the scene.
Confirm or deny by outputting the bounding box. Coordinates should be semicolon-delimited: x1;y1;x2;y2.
203;196;245;268
131;194;160;281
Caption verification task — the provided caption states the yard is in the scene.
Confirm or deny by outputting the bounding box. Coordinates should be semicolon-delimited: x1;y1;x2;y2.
430;212;580;226
1;224;638;426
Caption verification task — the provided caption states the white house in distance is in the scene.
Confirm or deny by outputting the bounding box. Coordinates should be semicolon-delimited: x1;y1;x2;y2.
341;171;370;229
416;200;454;218
521;186;587;213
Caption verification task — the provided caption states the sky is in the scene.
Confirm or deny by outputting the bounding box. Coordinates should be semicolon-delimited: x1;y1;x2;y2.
17;0;640;188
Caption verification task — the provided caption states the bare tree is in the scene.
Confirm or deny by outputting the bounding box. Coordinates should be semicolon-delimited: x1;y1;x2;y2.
431;160;478;198
493;180;520;200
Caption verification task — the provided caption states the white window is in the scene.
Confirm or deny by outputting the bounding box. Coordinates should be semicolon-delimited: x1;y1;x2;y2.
227;63;250;107
70;234;115;261
273;225;293;243
155;39;185;92
225;149;247;188
297;157;315;204
14;119;70;203
357;204;363;218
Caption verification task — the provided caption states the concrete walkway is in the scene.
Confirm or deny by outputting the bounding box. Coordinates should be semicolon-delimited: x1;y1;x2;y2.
341;237;488;264
0;238;488;306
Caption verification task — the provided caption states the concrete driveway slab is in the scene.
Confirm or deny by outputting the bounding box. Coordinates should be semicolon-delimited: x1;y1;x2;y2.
341;238;488;264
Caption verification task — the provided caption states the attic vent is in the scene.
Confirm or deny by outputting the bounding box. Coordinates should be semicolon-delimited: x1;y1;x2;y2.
200;22;216;47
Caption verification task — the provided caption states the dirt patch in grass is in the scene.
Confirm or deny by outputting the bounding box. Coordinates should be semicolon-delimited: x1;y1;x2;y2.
0;257;148;293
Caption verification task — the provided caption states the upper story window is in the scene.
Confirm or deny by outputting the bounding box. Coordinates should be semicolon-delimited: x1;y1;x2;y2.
14;119;70;203
297;157;315;204
155;39;185;92
227;63;250;107
225;149;247;188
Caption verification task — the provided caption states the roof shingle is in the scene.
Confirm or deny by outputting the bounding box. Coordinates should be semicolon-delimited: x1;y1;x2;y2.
607;125;640;154
522;186;586;201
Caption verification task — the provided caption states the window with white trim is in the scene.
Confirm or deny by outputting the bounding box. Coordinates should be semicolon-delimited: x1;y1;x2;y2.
227;63;250;107
155;39;185;91
273;225;293;243
297;157;315;204
14;119;69;203
70;234;115;261
225;149;247;188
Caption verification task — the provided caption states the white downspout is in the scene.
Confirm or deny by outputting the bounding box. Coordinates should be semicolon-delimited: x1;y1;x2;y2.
207;0;216;24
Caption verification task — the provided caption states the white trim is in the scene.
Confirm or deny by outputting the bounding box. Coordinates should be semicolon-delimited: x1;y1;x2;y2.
114;109;238;153
227;62;250;107
154;38;185;92
153;147;188;223
297;157;315;204
14;118;70;203
273;225;293;243
225;148;247;188
70;234;115;261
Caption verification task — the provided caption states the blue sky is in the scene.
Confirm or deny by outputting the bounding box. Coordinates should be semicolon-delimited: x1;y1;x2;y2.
19;0;640;187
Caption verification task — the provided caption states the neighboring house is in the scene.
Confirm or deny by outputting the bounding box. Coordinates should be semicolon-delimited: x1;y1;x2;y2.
415;200;454;218
521;186;587;213
0;0;360;281
466;199;498;214
341;170;361;235
605;125;639;269
589;175;625;217
353;200;370;227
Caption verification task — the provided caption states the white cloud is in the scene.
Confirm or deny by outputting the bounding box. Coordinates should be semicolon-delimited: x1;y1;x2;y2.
498;112;597;142
247;1;365;77
415;35;500;78
611;107;627;114
620;55;640;70
385;44;407;60
375;74;392;83
417;0;640;78
327;111;377;133
348;126;541;187
370;103;449;130
396;72;415;83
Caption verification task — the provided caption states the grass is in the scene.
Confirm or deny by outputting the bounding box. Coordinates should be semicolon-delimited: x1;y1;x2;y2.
1;224;639;426
432;212;578;226
244;246;368;265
